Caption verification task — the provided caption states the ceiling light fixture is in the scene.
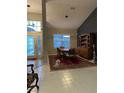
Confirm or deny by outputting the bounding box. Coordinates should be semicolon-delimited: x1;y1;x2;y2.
27;5;30;7
65;15;68;18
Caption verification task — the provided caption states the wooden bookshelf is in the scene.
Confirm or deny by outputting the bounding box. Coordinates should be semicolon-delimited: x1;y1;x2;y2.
76;32;96;59
79;33;93;48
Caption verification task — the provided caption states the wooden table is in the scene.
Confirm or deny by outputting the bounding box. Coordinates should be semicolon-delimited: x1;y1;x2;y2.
59;48;70;58
60;48;69;52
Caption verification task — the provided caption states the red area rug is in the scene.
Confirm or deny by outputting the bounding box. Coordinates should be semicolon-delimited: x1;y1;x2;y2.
48;55;96;71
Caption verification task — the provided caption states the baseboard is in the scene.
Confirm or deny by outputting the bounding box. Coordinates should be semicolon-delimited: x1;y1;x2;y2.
77;55;90;61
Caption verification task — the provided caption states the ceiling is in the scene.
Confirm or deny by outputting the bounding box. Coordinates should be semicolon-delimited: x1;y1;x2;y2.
27;0;97;30
27;0;42;13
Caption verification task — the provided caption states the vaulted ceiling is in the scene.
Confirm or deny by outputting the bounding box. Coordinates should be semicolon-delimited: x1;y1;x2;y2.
27;0;97;30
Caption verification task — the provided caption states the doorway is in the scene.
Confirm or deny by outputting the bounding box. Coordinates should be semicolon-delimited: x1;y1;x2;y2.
27;32;42;60
27;20;42;60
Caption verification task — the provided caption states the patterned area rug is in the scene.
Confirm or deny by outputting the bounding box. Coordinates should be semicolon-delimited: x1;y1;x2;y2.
48;55;96;71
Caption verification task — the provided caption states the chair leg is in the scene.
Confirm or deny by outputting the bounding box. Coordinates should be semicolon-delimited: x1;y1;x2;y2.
37;86;39;93
27;74;39;93
27;85;39;93
35;74;39;92
27;86;35;93
35;74;39;86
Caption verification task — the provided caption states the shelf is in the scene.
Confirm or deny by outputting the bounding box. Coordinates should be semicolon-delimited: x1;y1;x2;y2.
79;33;93;48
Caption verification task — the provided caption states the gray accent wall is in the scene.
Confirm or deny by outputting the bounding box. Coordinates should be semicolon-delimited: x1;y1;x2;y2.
77;8;97;46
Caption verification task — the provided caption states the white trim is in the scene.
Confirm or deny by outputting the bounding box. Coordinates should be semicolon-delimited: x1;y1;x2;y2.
77;55;89;61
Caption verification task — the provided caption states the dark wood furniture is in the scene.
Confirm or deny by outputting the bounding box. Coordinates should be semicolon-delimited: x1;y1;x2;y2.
57;48;66;59
79;33;94;48
57;48;76;59
60;48;70;56
60;48;69;52
27;64;39;93
76;32;96;60
68;48;76;58
75;47;93;59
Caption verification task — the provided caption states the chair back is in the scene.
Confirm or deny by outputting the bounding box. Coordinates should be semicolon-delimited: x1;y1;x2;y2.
27;64;34;74
69;48;75;55
57;48;61;55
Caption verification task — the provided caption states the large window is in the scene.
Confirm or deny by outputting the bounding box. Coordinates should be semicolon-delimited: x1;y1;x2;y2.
27;36;35;56
54;34;70;48
27;21;41;32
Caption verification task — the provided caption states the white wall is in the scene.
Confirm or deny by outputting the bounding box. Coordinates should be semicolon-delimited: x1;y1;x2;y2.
27;12;42;21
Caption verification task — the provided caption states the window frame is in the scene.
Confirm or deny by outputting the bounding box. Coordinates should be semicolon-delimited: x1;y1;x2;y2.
27;20;41;32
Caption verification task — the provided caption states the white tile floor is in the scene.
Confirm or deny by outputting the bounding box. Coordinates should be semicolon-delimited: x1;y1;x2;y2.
28;59;97;93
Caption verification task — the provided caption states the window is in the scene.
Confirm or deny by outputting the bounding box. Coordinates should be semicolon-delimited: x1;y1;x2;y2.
54;34;70;48
27;36;35;56
37;35;41;56
27;21;41;32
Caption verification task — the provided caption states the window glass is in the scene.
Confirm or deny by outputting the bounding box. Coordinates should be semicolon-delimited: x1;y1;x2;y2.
27;21;41;32
37;21;41;26
54;34;70;48
27;36;35;56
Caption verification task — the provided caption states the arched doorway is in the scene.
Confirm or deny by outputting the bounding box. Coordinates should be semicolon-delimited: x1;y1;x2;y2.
27;20;42;60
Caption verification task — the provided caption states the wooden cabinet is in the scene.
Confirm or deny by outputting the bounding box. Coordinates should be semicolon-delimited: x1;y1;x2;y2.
76;47;93;59
79;33;94;48
76;32;96;59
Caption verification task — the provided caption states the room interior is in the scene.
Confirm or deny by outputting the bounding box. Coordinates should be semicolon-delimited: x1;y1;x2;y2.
27;0;97;93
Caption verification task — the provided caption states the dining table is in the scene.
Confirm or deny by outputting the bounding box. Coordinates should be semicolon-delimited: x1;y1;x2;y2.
60;48;69;52
59;48;70;56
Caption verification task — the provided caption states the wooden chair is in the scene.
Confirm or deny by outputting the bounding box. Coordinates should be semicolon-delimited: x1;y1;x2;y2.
57;48;66;59
68;48;76;58
27;64;39;93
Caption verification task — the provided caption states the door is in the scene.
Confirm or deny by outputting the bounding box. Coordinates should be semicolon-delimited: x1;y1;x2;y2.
27;35;35;57
27;20;42;60
27;32;42;60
